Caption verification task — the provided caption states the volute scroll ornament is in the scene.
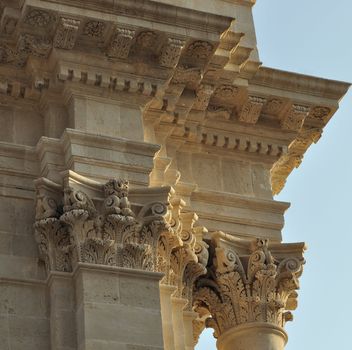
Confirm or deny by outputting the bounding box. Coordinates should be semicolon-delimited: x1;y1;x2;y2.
193;237;305;339
156;197;209;308
34;175;171;273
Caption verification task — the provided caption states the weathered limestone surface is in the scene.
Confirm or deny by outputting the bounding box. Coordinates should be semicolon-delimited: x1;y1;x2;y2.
0;0;349;350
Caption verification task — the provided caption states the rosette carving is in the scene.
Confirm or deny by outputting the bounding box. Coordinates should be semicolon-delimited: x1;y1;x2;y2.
193;238;305;338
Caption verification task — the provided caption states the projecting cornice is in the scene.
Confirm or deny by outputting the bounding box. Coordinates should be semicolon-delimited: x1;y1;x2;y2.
2;0;232;34
252;67;350;101
0;0;348;198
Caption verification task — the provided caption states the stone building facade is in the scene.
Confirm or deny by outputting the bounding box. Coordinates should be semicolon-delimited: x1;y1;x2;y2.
0;1;349;350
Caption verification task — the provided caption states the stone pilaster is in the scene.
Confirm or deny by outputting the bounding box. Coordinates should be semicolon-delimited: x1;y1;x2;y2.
157;197;209;350
193;233;305;350
33;170;173;349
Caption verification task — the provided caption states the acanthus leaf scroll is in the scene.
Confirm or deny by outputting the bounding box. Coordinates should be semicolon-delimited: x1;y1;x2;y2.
193;238;304;338
34;178;170;272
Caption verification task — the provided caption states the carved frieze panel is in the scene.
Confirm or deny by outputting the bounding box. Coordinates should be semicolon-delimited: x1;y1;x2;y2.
83;20;106;38
183;40;214;66
211;85;238;106
130;30;159;58
23;8;56;29
0;43;23;66
172;66;202;89
17;33;52;57
206;105;232;120
262;98;284;116
309;106;331;122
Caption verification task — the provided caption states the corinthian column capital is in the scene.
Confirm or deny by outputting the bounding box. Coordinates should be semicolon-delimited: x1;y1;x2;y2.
194;233;305;350
34;171;171;273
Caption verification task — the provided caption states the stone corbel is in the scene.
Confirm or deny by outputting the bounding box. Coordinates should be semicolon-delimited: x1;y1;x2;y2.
53;17;80;50
106;26;136;59
239;95;267;124
159;37;186;68
281;104;310;132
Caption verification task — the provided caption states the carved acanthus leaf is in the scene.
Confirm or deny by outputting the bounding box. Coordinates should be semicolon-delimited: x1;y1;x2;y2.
281;104;310;131
210;85;239;108
17;34;52;58
193;84;214;111
34;178;169;272
24;9;56;29
239;96;267;124
54;18;80;50
83;20;106;38
310;106;331;121
159;38;185;68
184;40;214;65
107;27;135;59
172;65;202;87
194;239;304;337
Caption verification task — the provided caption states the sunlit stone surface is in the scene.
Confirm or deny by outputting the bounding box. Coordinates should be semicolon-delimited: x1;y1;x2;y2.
0;1;349;349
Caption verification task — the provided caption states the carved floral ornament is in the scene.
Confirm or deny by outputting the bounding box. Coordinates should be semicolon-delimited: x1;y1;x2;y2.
34;178;170;272
156;198;209;304
24;9;56;28
193;238;305;338
83;20;106;38
34;176;209;288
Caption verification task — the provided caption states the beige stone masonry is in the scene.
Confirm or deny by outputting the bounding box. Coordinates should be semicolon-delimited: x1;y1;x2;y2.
0;1;349;349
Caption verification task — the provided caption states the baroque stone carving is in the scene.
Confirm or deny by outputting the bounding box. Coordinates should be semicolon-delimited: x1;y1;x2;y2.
83;20;105;38
193;84;214;111
184;40;214;64
17;34;52;58
54;18;80;50
34;177;170;272
1;13;18;35
172;66;202;87
24;9;56;28
107;27;135;59
134;30;158;54
159;38;186;68
239;96;267;124
206;105;232;120
34;195;72;272
310;106;331;121
193;238;304;338
157;198;208;307
281;104;310;131
263;98;284;116
0;44;19;65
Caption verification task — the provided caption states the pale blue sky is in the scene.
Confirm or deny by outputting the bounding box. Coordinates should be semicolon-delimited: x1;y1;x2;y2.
197;1;352;349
